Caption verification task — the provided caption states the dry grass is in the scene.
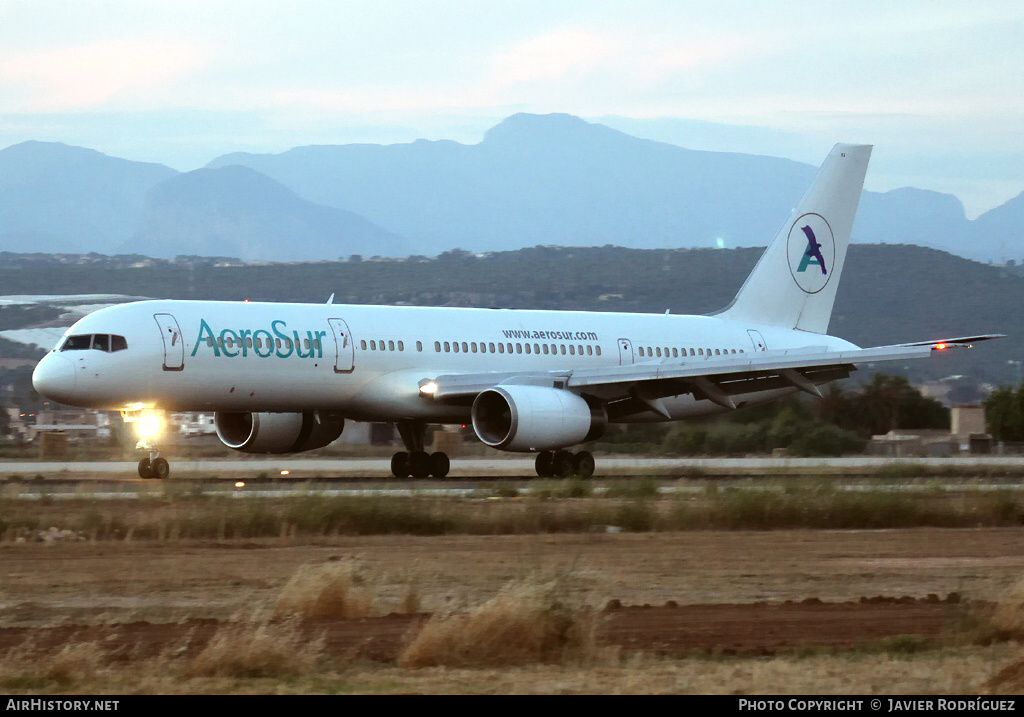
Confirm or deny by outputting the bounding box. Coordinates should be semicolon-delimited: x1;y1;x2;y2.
273;561;375;619
0;639;107;689
398;578;604;668
987;577;1024;640
184;618;324;679
4;645;1015;694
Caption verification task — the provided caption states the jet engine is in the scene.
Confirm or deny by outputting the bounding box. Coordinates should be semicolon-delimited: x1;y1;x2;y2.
471;385;605;452
215;411;344;454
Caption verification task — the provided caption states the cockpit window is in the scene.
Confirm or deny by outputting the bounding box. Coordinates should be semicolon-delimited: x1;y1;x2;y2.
61;335;91;351
61;334;128;352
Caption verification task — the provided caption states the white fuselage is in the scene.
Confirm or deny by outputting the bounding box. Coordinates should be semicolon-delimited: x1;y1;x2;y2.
32;299;859;423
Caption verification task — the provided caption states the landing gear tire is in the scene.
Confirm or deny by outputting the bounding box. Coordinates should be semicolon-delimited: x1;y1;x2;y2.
535;451;555;477
408;450;431;478
572;451;595;479
552;450;575;478
429;452;450;479
138;457;154;479
391;451;410;478
151;457;170;480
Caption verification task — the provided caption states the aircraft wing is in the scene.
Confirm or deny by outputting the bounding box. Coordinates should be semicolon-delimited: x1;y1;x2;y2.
423;335;1003;417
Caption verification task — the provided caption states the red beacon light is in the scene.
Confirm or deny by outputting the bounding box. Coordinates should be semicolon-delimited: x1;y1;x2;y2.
934;342;948;351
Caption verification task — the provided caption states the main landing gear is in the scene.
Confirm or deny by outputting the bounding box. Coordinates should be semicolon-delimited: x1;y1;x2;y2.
390;420;450;479
534;449;595;478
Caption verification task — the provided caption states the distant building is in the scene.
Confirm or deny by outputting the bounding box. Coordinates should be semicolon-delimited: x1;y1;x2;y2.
33;409;111;442
868;404;991;456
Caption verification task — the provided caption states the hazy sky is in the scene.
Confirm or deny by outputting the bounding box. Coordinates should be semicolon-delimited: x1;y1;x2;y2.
2;0;1022;216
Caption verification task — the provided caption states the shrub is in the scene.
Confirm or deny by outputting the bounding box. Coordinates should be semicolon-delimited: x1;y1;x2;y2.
398;579;600;667
787;423;865;456
273;562;375;619
185;618;323;678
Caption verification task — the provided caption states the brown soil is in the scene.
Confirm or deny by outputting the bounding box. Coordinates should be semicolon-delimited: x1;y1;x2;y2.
0;597;971;662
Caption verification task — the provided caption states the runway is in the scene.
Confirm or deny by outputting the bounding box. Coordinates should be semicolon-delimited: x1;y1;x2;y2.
1;455;1024;479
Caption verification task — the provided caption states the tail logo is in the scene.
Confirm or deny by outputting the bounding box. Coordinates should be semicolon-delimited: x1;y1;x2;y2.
787;213;835;294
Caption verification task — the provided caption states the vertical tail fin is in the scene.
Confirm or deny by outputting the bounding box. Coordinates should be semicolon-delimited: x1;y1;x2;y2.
717;143;871;334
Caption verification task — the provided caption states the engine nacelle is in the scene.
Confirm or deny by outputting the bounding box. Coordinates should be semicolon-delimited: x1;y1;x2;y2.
215;411;344;454
471;385;606;452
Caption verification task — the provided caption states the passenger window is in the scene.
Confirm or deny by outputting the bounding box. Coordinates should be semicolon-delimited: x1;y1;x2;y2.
534;343;540;354
444;341;450;352
656;347;662;357
596;346;602;356
111;335;128;352
434;341;441;352
525;344;532;354
453;342;459;353
586;346;592;356
698;348;703;356
471;342;477;353
360;340;366;350
639;347;645;357
569;345;575;355
578;345;583;355
516;343;522;354
415;341;421;352
542;344;549;355
714;349;720;355
498;343;505;353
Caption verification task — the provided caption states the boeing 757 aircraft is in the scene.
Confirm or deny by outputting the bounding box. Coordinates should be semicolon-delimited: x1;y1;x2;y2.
32;144;1000;479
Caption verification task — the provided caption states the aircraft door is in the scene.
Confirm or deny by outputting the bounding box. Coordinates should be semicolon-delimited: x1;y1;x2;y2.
617;338;634;365
747;330;767;352
154;313;185;371
328;318;355;373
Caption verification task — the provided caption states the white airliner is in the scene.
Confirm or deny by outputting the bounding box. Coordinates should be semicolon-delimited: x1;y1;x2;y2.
31;144;1000;479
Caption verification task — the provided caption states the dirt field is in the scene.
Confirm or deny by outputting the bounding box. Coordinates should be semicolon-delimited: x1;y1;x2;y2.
1;528;1023;692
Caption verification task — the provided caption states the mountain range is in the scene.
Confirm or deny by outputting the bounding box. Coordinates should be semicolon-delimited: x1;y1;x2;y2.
1;114;1021;262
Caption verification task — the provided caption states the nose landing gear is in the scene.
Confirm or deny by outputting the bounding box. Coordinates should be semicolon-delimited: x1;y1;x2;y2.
136;441;170;479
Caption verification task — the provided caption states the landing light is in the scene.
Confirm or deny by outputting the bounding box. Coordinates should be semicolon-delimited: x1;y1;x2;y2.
235;481;245;488
419;381;438;395
280;470;290;476
136;412;162;439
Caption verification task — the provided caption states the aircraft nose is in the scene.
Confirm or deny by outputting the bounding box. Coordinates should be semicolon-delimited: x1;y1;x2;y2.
32;353;77;403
